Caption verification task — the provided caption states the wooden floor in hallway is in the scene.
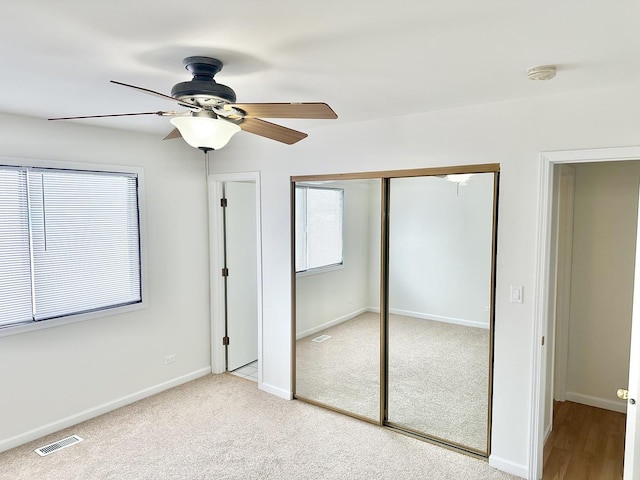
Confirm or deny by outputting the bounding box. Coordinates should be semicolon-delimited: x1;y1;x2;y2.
543;400;626;479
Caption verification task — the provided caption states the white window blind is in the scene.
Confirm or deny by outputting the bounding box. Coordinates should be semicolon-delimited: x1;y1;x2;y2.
295;186;343;273
295;187;308;272
0;165;142;328
0;167;33;326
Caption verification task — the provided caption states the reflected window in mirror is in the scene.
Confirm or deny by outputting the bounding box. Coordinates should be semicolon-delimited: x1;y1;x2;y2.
295;186;344;273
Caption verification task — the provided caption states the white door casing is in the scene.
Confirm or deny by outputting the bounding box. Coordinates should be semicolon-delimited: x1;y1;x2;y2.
552;166;575;404
208;172;263;384
532;146;640;480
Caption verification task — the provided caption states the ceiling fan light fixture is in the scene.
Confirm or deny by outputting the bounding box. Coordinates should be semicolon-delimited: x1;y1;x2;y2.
48;56;337;147
170;116;241;151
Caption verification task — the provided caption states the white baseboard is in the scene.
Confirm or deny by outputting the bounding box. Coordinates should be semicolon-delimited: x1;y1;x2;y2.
488;455;528;479
0;367;211;453
554;389;567;402
566;391;627;413
298;307;488;341
369;306;490;329
296;307;369;340
259;382;293;400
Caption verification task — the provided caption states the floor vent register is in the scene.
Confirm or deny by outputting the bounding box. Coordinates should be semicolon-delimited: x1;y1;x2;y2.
35;435;83;456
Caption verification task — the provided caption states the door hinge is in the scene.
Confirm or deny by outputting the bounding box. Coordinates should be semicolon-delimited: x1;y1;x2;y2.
222;336;230;346
222;267;229;277
220;198;228;208
541;336;545;346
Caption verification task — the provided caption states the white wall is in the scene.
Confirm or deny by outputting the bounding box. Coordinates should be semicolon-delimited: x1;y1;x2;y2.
207;83;640;476
565;161;639;411
0;113;210;451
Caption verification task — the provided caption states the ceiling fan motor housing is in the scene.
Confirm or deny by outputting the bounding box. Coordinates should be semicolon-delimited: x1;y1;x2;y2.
171;56;237;103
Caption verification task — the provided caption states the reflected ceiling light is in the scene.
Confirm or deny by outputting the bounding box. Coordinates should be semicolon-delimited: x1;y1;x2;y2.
170;115;241;152
445;174;474;185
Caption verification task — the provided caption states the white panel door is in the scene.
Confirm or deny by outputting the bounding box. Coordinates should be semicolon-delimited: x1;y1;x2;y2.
624;185;640;479
225;181;258;371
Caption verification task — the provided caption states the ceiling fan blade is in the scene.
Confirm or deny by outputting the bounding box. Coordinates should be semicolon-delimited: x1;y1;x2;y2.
228;102;337;119
110;81;200;109
240;118;308;145
48;111;176;121
163;128;182;140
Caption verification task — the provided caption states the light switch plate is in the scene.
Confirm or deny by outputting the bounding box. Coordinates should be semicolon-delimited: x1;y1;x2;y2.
510;285;523;303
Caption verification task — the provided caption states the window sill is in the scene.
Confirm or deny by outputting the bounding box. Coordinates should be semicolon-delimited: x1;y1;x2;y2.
0;301;147;338
296;263;344;277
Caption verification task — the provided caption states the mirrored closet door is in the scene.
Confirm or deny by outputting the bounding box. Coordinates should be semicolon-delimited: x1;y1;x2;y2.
292;165;499;457
386;172;496;454
293;178;382;422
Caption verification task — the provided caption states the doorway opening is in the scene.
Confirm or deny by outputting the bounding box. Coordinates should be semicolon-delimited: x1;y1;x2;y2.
543;161;637;479
531;147;640;480
208;172;263;386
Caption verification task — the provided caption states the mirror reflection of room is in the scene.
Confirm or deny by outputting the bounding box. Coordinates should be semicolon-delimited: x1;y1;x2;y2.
293;168;497;456
295;178;382;422
387;173;495;453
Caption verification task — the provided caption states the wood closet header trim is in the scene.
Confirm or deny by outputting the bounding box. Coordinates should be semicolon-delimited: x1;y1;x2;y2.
291;163;500;183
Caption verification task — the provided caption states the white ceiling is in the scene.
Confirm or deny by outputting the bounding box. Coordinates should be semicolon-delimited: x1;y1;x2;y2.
3;1;640;138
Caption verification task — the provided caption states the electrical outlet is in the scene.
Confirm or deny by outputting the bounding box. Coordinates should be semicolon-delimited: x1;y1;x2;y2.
164;354;176;365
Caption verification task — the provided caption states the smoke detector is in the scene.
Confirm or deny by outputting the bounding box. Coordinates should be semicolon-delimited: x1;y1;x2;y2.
527;65;557;81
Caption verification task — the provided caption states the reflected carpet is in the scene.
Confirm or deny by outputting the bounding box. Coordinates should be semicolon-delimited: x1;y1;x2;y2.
296;312;490;452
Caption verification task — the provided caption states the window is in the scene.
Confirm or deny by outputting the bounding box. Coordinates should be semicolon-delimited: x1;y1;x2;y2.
0;164;143;331
295;186;344;273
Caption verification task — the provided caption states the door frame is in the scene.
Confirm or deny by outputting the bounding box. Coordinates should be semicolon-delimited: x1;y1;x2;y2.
530;145;640;480
552;165;575;404
208;172;263;385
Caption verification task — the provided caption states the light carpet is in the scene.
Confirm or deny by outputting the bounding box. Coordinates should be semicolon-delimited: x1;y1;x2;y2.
0;373;519;480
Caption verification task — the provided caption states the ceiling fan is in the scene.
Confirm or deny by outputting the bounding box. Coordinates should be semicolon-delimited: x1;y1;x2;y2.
48;56;338;151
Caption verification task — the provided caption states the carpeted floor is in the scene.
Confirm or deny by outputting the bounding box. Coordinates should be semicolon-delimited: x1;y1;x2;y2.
0;373;518;480
296;312;490;452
